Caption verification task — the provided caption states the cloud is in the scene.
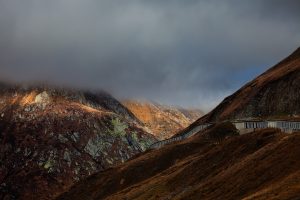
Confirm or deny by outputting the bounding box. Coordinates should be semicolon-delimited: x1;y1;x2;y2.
0;0;299;111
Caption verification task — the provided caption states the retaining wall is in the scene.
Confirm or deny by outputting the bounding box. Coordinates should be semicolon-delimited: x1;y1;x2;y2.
149;120;300;149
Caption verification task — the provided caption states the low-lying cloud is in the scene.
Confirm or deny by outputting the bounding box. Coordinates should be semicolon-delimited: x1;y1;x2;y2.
0;0;299;111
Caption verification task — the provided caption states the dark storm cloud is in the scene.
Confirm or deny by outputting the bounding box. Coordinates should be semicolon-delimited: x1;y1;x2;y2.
0;0;299;111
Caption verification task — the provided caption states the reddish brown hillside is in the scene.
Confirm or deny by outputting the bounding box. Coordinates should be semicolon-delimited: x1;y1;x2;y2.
58;124;300;200
196;47;300;124
122;100;203;139
0;84;156;200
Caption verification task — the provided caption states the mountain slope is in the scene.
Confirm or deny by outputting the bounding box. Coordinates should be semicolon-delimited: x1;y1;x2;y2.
0;84;157;200
122;100;203;139
196;47;300;124
57;48;300;200
58;124;300;200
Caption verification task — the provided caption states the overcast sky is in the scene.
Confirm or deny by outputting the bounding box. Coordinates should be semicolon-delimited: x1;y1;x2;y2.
0;0;299;111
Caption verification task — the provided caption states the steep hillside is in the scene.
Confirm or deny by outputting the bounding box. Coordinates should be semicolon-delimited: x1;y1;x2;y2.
196;47;300;124
0;84;157;200
122;100;203;139
58;48;300;200
58;124;300;200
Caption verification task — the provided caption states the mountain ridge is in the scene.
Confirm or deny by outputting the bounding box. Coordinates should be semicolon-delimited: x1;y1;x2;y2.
196;47;300;124
122;100;203;139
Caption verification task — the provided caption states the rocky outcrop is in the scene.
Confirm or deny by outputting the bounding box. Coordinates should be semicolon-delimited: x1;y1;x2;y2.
122;100;203;140
0;85;157;200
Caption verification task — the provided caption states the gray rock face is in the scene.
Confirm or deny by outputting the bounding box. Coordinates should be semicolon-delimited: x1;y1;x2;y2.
83;91;142;125
34;91;50;104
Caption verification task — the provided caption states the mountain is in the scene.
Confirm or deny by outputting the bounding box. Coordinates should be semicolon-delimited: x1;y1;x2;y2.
196;47;300;124
0;84;157;200
122;100;203;139
58;124;300;200
58;47;300;200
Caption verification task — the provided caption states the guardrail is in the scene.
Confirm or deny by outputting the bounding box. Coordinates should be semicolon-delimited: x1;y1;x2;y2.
149;123;212;149
233;120;300;131
149;120;300;149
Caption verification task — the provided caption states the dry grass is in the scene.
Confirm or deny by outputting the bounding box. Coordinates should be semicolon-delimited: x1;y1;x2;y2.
58;124;300;200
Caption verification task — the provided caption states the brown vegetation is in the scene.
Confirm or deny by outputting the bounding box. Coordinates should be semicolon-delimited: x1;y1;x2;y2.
196;47;300;124
58;123;300;200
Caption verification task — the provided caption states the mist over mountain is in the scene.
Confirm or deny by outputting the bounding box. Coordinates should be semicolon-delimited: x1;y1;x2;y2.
1;0;300;110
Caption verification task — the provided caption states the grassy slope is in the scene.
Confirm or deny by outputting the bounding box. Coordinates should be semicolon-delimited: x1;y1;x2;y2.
58;123;300;200
196;47;300;124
